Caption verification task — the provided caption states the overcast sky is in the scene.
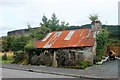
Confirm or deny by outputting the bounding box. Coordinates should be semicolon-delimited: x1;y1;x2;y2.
0;0;119;37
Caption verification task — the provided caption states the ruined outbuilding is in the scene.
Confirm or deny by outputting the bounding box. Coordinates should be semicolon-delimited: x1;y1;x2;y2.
35;27;100;67
35;21;102;67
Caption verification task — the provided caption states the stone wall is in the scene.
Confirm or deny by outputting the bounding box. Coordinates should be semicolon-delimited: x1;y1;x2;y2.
30;50;53;66
30;46;95;66
55;47;94;65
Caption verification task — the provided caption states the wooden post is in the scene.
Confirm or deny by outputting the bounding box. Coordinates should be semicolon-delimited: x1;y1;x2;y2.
68;53;71;61
52;51;57;67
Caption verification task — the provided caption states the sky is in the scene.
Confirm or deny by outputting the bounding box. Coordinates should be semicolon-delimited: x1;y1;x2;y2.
0;0;119;37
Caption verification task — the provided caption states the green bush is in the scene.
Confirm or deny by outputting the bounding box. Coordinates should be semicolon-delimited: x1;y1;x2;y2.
64;61;90;69
2;54;7;60
79;61;90;69
13;50;25;64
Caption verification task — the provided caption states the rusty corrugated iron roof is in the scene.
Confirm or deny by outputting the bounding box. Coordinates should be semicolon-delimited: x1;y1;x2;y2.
35;28;95;48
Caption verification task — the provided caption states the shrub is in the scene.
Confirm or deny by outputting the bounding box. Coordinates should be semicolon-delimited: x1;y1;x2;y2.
79;61;90;69
2;53;7;60
64;61;91;69
13;50;25;64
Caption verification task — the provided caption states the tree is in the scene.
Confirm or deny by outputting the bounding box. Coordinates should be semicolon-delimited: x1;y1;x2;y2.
56;21;69;31
2;38;9;52
25;40;34;49
2;36;13;52
30;26;51;40
11;35;29;51
49;13;59;31
60;21;69;30
30;14;51;40
30;13;69;40
48;13;69;31
40;15;50;28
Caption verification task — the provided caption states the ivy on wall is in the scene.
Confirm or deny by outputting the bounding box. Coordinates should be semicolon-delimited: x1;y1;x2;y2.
96;28;109;57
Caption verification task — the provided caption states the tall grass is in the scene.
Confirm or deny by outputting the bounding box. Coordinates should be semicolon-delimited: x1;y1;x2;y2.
0;52;14;64
1;56;13;64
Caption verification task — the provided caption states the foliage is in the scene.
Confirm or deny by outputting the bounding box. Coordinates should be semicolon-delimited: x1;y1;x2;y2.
48;13;60;31
2;34;30;64
89;14;99;22
30;13;69;40
96;28;109;57
2;53;7;60
13;50;25;64
2;36;13;52
103;25;120;39
79;61;91;69
57;21;69;31
64;61;90;69
40;15;50;28
25;39;34;49
1;55;13;64
30;26;51;40
2;39;8;52
11;35;29;51
30;14;52;40
40;13;69;32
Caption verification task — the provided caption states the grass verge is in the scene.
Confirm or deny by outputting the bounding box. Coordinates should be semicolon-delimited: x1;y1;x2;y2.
0;56;14;64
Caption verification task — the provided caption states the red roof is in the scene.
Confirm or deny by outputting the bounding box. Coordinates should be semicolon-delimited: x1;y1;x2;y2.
35;28;95;48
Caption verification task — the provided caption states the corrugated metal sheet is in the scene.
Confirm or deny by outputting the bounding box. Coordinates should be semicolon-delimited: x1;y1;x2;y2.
35;28;95;48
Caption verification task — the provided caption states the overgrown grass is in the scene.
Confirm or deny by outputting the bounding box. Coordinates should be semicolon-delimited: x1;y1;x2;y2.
0;56;14;64
64;61;91;69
